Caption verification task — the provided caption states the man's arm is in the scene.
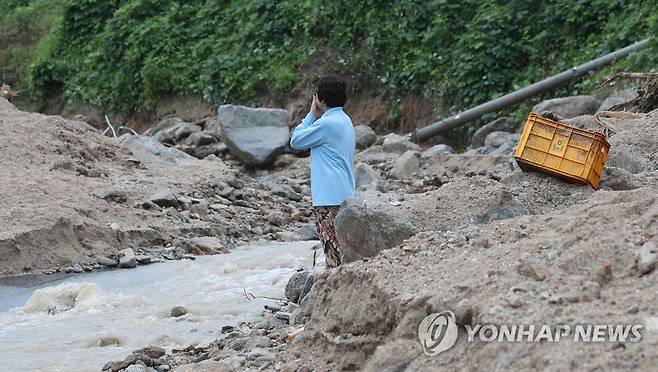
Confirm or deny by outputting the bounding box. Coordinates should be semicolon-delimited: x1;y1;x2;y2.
290;113;325;150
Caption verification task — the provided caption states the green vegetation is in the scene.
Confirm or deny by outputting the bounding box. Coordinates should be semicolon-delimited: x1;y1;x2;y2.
2;0;657;134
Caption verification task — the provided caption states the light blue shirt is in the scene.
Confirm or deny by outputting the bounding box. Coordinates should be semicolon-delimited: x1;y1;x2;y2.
290;107;356;206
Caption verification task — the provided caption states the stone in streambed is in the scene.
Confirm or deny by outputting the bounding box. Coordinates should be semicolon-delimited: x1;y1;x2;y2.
119;248;137;269
170;306;188;317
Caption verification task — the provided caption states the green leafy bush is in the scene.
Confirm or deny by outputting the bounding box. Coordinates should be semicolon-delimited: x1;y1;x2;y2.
2;0;657;136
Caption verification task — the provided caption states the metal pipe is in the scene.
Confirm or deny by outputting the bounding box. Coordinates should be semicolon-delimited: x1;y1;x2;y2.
410;38;651;142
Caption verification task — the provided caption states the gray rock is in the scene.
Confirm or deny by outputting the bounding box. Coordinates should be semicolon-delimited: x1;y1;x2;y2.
72;263;83;273
285;270;313;303
532;95;600;119
358;145;399;164
119;256;137;269
146;117;185;136
336;192;417;263
204;116;222;139
98;256;118;267
471;117;516;148
298;273;315;304
170;306;188;317
422;144;455;158
119;248;137;269
182;131;218;147
355;162;380;189
598;88;638;112
172;123;202;142
194;143;229;159
118;134;192;162
354;125;377;149
382;133;420;153
124;365;147;372
464;146;495;155
484;131;520;148
636;242;657;276
184;236;228;255
294;223;318;240
218;104;289;165
389;150;420;179
150;189;180;209
152;130;175;145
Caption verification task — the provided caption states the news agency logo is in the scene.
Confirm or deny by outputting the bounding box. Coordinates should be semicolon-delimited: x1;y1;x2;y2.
418;310;643;356
417;311;459;355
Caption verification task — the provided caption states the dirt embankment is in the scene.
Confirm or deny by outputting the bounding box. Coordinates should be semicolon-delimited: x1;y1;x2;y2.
285;110;658;371
0;98;316;276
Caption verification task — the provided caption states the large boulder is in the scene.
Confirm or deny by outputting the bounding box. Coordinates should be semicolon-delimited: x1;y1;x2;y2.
354;125;377;149
335;192;418;264
217;104;289;165
470;117;516;148
532;95;600;118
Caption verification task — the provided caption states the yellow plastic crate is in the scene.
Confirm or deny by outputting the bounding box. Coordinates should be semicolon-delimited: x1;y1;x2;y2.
514;113;610;189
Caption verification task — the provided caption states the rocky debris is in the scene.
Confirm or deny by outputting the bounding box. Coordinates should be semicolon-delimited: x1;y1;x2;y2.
335;192;418;263
421;144;454;158
102;346;167;372
182;131;217;147
354;125;377;149
218;104;289;165
382;133;420;153
98;256;118;267
119;248;137;269
145;311;302;371
144;117;224;160
170;306;189;318
389;150;420;179
484;131;518;148
285;270;314;304
183;236;228;255
532;95;600;118
464;130;519;156
149;189;180;209
470;117;517;148
357;145;399;165
598;88;638;112
118;134;192;162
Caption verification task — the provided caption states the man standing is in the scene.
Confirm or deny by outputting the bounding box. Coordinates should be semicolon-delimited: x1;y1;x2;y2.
290;75;355;269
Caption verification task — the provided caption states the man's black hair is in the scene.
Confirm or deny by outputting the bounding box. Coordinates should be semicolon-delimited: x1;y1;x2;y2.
316;75;347;108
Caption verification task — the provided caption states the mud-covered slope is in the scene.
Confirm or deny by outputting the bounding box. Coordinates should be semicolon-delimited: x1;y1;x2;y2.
0;98;237;275
287;110;658;371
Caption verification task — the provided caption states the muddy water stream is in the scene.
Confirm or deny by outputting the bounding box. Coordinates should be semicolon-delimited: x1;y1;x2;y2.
0;240;320;372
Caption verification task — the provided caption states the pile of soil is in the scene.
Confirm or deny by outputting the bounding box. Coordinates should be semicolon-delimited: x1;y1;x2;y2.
0;98;316;276
284;109;658;370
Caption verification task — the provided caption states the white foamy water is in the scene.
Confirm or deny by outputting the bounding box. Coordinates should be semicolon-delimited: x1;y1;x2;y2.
0;240;321;372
